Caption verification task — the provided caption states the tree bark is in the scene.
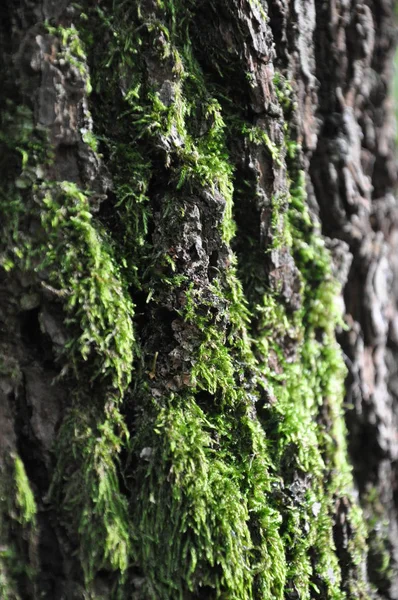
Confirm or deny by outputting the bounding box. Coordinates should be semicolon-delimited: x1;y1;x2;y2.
0;1;397;599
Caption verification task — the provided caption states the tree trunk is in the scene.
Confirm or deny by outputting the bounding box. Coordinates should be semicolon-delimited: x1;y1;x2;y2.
0;1;397;598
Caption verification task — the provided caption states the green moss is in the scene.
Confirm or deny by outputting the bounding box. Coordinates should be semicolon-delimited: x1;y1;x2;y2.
132;396;253;598
223;72;372;596
38;181;136;392
2;180;136;393
363;487;394;591
88;2;236;245
182;282;239;400
0;23;136;589
273;73;296;117
83;10;291;589
50;403;131;583
241;123;281;164
0;455;37;600
1;83;136;394
82;129;99;152
82;2;374;595
130;392;287;599
0;365;34;598
260;141;370;596
13;457;36;526
0;2;382;596
0;546;22;600
45;23;92;93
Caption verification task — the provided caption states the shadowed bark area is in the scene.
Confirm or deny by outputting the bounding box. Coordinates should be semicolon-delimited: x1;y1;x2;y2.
0;1;397;599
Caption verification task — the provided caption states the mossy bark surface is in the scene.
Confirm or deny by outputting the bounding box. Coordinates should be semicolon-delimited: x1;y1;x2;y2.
0;1;397;599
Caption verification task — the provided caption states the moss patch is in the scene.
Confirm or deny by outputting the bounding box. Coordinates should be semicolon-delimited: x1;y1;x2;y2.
50;403;131;582
0;3;386;598
0;454;37;600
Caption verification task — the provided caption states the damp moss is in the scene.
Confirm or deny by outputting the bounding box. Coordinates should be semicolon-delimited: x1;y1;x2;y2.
37;181;136;392
182;282;240;401
0;21;136;589
0;455;37;600
13;457;36;526
0;2;382;597
50;403;131;583
81;2;374;596
131;396;254;598
130;392;286;600
2;180;136;393
45;23;92;93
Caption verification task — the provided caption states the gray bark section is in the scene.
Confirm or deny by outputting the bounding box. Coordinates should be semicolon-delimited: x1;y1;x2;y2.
309;2;398;596
0;0;397;598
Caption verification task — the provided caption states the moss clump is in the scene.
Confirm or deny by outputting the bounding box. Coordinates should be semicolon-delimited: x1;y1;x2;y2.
2;179;136;393
131;396;254;598
50;403;131;583
45;23;92;93
0;23;136;589
37;181;136;391
0;454;37;600
130;392;286;600
363;487;394;593
13;457;36;526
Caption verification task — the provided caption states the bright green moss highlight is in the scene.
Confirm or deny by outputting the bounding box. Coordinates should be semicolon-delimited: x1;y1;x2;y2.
82;129;99;152
13;457;36;526
131;393;286;600
182;282;239;400
241;123;281;164
139;86;236;243
45;23;92;93
2;180;136;393
38;181;135;392
50;404;131;583
132;397;254;598
0;456;37;600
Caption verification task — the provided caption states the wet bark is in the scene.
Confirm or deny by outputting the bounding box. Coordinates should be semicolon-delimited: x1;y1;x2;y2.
0;1;397;599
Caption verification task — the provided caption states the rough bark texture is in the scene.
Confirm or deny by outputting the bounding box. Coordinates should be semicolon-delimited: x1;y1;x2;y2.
0;1;397;599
